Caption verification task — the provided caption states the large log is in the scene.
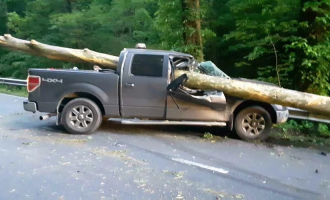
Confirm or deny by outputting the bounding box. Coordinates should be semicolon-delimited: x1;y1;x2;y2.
2;34;330;117
0;34;119;69
174;70;330;117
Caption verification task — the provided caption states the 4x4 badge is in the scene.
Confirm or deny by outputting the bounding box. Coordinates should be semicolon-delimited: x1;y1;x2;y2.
42;78;63;83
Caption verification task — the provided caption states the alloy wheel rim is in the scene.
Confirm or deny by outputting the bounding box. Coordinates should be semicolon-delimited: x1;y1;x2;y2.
69;105;94;129
241;113;266;136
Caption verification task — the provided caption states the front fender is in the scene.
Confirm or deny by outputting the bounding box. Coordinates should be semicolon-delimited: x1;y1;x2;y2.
227;98;245;114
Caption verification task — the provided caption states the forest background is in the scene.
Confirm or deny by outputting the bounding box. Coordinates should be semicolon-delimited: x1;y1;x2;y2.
1;0;330;141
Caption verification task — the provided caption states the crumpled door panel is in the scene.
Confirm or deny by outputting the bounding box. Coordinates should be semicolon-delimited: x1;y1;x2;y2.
168;88;226;110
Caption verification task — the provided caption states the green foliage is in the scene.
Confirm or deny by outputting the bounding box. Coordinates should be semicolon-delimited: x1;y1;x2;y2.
0;0;329;98
0;84;27;97
0;0;330;144
0;51;68;78
203;132;214;140
286;38;330;95
276;119;330;138
284;0;330;95
222;0;300;87
154;0;215;60
153;0;185;50
1;0;161;74
318;123;330;137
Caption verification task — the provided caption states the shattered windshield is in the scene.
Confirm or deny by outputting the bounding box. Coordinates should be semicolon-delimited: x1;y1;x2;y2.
171;55;231;79
194;61;231;79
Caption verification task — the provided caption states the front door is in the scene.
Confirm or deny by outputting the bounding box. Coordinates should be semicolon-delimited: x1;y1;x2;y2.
166;89;227;121
121;53;169;119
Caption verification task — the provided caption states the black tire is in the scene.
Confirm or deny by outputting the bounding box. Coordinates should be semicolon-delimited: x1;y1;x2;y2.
234;106;273;141
61;98;102;134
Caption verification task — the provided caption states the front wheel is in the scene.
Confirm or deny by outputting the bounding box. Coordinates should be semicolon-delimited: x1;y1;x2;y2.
61;98;102;135
234;106;273;141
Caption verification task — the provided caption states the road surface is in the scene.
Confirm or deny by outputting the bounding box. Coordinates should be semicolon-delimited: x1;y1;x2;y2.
0;93;329;200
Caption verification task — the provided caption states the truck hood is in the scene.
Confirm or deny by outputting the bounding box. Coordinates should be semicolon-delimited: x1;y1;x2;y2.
232;78;281;87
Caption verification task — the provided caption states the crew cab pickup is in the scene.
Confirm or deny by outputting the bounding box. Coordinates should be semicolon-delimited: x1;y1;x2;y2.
23;46;289;141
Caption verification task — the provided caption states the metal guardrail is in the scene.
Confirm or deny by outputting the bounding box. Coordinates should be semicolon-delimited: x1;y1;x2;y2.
1;77;330;124
287;107;330;124
0;77;27;87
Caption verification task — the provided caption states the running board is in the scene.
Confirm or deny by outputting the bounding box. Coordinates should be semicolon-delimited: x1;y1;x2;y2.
108;118;227;126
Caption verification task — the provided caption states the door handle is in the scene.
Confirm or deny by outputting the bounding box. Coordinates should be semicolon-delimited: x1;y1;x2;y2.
125;83;135;87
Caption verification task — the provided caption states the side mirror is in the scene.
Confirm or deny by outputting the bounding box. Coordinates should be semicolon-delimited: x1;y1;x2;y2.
167;74;188;92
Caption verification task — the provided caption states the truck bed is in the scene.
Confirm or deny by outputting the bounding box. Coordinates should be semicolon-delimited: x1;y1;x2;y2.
27;68;120;116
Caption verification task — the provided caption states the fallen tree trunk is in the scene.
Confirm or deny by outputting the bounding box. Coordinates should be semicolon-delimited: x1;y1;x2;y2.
174;70;330;117
2;34;330;117
0;34;119;69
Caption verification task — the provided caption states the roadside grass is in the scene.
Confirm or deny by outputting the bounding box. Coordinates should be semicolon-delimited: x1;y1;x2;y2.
266;120;330;151
267;131;330;150
0;85;28;97
201;120;330;151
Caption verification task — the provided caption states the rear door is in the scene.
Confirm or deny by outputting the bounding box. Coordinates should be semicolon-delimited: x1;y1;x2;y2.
121;52;169;119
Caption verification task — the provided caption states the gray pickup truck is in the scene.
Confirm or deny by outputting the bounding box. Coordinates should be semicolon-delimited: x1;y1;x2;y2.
23;46;289;141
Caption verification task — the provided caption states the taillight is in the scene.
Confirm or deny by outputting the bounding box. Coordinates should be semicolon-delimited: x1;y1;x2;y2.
27;75;41;92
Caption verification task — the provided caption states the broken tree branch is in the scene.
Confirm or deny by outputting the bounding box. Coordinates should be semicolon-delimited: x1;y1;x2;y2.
0;34;119;69
267;33;281;87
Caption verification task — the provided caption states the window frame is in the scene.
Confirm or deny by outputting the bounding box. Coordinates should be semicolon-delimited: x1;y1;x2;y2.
128;53;169;79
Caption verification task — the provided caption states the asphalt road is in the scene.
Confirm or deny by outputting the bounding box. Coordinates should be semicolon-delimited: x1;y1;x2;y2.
0;93;329;200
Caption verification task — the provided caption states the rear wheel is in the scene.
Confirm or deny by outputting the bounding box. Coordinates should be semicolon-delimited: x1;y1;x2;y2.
61;98;102;134
234;106;272;141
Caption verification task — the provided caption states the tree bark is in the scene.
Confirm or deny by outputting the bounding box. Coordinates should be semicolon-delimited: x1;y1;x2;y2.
195;0;203;61
174;70;330;118
0;34;119;69
2;34;330;117
182;0;204;61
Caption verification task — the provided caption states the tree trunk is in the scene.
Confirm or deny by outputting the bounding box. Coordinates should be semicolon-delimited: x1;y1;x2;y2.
174;70;330;118
195;0;203;61
2;34;330;117
182;0;204;61
0;34;119;69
